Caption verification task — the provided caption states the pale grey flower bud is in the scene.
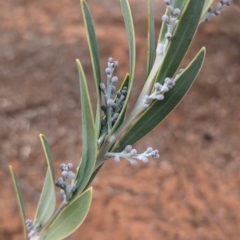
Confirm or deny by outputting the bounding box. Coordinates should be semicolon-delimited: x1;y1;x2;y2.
67;171;75;180
144;95;151;104
111;76;118;83
165;32;172;39
125;145;132;152
105;67;111;75
161;85;169;92
130;149;137;156
173;8;180;17
114;156;120;163
130;159;137;165
157;94;164;100
155;82;162;91
68;163;73;169
164;0;171;6
162;14;170;24
146;147;153;153
99;83;106;91
111;86;117;95
141;157;148;163
107;99;115;107
71;185;77;193
116;91;121;98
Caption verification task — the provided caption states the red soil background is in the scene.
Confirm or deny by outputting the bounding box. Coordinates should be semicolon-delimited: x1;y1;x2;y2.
1;0;240;239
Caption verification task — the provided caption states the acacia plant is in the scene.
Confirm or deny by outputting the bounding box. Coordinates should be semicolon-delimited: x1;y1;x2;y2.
9;0;231;239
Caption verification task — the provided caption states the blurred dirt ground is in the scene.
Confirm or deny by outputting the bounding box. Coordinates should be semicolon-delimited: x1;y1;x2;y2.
1;0;240;239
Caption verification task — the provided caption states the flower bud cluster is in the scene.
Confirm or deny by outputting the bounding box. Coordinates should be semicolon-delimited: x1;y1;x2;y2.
100;57;127;133
157;0;181;55
201;0;231;22
143;77;175;105
106;145;160;165
25;220;40;238
55;163;77;201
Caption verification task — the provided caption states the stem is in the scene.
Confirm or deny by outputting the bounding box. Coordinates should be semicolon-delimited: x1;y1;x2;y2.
95;135;116;169
97;128;108;147
112;103;145;139
107;107;112;133
137;56;163;102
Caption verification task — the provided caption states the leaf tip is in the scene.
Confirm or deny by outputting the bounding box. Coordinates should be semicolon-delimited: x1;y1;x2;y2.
202;46;206;54
9;165;13;173
199;47;206;60
76;59;81;67
200;46;206;51
39;133;45;139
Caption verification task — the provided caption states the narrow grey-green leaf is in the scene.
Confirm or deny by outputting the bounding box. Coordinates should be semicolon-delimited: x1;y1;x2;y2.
34;134;56;226
120;0;135;78
81;0;102;137
34;171;56;227
118;0;136;119
43;188;92;240
75;60;97;196
155;0;205;85
39;134;55;178
146;0;155;77
114;48;205;151
107;0;136;139
9;166;27;240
